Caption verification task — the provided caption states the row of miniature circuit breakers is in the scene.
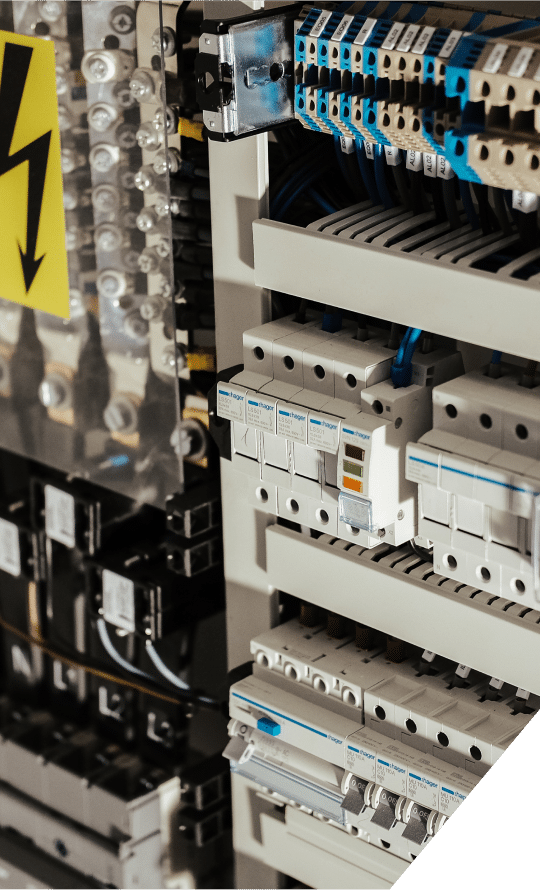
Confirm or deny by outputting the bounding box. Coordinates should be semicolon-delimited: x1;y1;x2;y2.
224;612;537;864
217;310;540;610
225;607;539;862
217;310;462;548
295;2;540;191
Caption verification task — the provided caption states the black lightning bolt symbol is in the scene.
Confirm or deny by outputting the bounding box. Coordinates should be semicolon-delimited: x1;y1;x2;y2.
0;42;52;292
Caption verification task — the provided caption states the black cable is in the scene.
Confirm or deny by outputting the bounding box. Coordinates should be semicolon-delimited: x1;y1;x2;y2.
431;177;446;224
491;186;512;235
407;168;425;214
472;182;493;235
442;177;461;229
295;299;308;323
175;2;191;80
410;539;434;563
517;210;538;252
392;162;411;209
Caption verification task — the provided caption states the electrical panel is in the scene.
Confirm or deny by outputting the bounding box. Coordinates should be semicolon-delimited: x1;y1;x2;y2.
0;1;539;888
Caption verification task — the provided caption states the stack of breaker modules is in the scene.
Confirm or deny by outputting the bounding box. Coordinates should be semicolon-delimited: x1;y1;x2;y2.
226;612;538;863
0;3;232;889
193;1;540;888
217;310;463;546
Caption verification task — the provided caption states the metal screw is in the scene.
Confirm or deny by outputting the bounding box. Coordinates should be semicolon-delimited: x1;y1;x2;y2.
152;27;176;57
397;510;404;521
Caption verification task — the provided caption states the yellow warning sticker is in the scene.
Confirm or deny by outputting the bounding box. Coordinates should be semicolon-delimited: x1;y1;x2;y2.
0;31;69;317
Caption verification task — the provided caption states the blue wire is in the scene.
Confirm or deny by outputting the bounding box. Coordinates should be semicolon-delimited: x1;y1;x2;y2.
355;140;380;206
271;164;318;217
491;350;502;364
391;327;423;387
274;167;328;221
395;327;411;366
403;327;422;362
374;144;394;210
308;189;336;215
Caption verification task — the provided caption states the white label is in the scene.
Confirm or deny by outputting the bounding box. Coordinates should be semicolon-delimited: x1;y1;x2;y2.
483;42;507;74
384;145;401;166
407;770;439;810
376;755;407;796
364;141;375;160
346;742;377;781
381;22;406;51
439;29;462;60
45;485;75;548
332;13;354;43
440;781;468;817
509;46;533;78
397;24;421;53
308;412;340;453
277;401;308;444
516;688;529;699
423;152;437;177
0;518;21;577
217;383;246;422
11;645;32;678
406;149;423;171
340;135;355;154
411;26;436;55
489;677;504;690
455;663;470;678
354;17;376;46
102;568;135;633
246;392;277;433
309;10;333;39
513;190;539;213
437;155;454;179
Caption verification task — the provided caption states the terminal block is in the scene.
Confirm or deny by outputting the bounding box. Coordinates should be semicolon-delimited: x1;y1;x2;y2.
291;4;540;192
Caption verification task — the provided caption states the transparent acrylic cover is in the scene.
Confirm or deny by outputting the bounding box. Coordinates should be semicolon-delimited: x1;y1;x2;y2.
0;1;183;508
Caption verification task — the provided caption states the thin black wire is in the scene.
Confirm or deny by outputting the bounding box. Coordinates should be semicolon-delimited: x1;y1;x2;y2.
472;182;494;235
491;187;512;236
392;162;411;209
442;177;461;229
410;539;434;563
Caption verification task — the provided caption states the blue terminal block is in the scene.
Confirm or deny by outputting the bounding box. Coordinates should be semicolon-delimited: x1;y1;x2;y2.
444;35;488;183
317;70;343;136
257;716;281;736
340;15;369;71
295;7;323;64
317;11;344;66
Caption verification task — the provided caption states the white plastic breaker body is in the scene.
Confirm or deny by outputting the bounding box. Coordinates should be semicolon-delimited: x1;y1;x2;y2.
407;364;540;609
218;314;463;547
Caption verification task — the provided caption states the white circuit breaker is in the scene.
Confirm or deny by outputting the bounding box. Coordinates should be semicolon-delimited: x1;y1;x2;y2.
407;364;540;609
218;315;463;547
